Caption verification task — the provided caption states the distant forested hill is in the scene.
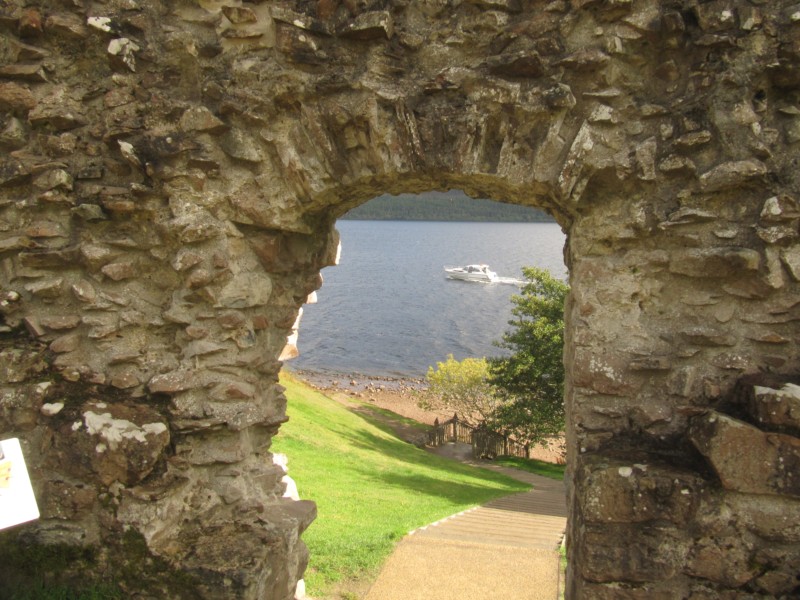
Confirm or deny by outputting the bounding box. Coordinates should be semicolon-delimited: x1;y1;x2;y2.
341;191;554;222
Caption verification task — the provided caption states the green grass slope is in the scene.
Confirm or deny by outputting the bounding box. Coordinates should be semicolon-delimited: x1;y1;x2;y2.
274;374;530;596
494;456;566;481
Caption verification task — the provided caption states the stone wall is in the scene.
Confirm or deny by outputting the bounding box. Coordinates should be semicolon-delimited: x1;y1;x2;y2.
0;0;799;597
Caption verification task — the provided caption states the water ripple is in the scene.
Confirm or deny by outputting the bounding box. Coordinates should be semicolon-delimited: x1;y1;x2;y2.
292;221;566;378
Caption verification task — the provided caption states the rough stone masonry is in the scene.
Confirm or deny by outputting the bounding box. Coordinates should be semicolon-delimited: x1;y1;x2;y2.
0;0;799;598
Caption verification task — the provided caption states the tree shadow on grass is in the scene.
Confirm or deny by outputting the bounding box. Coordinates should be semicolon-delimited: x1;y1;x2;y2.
336;427;529;500
345;404;429;444
353;465;529;506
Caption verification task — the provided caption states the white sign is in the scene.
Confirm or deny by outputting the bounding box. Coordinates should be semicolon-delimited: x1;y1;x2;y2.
0;438;40;530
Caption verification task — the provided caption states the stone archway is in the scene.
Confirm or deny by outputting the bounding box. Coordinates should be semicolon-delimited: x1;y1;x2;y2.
1;1;799;598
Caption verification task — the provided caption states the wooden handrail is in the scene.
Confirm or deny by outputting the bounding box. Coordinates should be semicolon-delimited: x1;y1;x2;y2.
426;417;532;459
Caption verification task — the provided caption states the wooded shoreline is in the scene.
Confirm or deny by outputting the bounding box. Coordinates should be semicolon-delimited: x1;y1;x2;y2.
341;192;555;222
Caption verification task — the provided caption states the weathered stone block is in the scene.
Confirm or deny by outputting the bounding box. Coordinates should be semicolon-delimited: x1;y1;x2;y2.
0;160;30;187
751;552;800;596
0;116;28;149
49;334;79;353
109;368;142;390
0;63;47;82
148;369;208;394
579;457;706;526
760;194;800;222
689;411;800;497
686;535;760;588
572;349;634;395
558;48;610;71
222;6;257;24
574;580;690;599
179;106;226;133
0;348;48;383
173;429;254;465
781;244;800;281
628;356;672;371
748;382;800;434
248;229;339;273
56;401;170;486
668;248;761;278
580;524;689;583
45;13;89;38
675;130;712;149
220;129;264;163
0;235;35;252
725;492;800;543
0;381;49;429
171;500;315;600
0;82;36;113
698;160;767;192
215;272;273;308
486;51;545;78
17;247;78;270
337;11;393;40
101;261;139;281
28;87;85;130
757;223;797;244
680;326;736;347
40;480;97;521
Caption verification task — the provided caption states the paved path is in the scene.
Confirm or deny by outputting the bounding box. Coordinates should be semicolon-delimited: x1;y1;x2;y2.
364;452;567;600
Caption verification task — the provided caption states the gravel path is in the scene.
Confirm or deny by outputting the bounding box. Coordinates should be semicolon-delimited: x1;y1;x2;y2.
364;463;567;600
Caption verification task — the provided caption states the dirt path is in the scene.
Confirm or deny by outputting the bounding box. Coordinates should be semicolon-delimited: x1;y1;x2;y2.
364;461;567;600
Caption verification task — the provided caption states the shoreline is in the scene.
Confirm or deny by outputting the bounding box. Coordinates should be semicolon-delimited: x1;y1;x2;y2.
287;367;450;427
287;367;428;394
287;367;566;463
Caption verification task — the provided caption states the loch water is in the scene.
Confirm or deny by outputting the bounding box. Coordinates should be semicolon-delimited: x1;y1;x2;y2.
290;220;567;378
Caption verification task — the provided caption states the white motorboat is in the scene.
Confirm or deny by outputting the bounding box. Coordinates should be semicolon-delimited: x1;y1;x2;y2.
444;264;498;282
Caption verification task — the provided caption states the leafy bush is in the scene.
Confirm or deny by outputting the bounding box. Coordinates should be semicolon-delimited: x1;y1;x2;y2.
420;355;500;425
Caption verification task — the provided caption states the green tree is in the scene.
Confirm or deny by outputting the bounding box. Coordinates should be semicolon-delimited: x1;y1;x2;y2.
487;267;568;445
420;355;500;426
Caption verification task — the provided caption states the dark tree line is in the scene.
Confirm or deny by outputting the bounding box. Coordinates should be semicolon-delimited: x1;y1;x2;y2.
343;193;555;223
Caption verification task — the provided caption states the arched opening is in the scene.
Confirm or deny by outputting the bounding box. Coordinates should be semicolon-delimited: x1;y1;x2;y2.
277;188;571;597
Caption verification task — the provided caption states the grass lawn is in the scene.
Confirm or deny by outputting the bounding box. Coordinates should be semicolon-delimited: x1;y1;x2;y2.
274;374;530;596
349;401;430;432
493;456;566;480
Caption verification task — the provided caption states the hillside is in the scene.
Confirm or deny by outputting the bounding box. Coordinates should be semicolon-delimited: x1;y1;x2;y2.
341;191;554;222
272;374;529;597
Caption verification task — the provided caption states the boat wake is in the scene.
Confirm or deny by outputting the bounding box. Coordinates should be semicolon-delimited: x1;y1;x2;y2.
447;275;524;285
494;276;525;286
